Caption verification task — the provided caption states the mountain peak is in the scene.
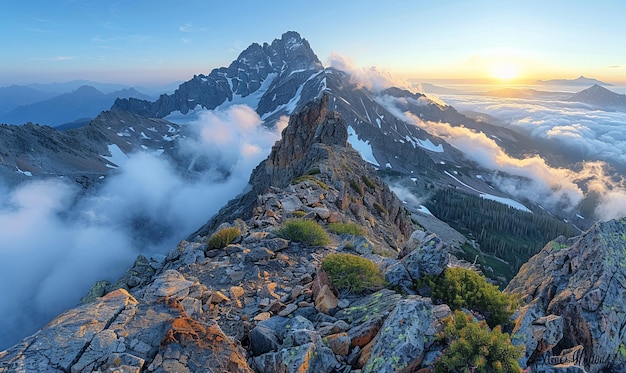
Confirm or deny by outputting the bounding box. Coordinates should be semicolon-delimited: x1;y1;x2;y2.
568;83;626;109
73;85;104;95
114;31;322;118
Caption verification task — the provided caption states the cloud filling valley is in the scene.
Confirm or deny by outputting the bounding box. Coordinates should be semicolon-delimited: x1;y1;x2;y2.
0;105;282;350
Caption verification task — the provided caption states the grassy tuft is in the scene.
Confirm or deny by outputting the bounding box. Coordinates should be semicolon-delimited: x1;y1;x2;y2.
207;226;241;249
362;175;376;189
328;222;365;236
276;219;330;246
322;253;385;293
292;175;329;190
350;179;364;197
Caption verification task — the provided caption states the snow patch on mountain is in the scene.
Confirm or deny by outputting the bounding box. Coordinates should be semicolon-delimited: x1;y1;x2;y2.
348;125;379;166
445;171;531;212
103;144;128;168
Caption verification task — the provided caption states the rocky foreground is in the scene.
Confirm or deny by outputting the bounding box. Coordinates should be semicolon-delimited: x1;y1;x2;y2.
1;95;626;372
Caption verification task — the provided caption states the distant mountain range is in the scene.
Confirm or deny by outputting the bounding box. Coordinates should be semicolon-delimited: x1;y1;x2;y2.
0;85;57;115
537;75;612;86
0;85;151;127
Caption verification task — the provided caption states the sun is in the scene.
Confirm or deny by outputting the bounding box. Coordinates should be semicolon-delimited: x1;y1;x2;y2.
491;62;520;81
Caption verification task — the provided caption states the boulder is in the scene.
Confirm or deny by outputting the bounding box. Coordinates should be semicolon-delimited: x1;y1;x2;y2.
315;285;339;314
362;296;436;373
401;233;448;279
143;270;195;302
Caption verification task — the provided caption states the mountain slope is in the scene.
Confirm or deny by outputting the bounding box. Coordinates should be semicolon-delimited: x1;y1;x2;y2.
0;109;179;187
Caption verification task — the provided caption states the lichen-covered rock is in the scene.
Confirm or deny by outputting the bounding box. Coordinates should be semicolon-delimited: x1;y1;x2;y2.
506;218;626;372
362;296;441;373
401;233;449;278
253;316;339;373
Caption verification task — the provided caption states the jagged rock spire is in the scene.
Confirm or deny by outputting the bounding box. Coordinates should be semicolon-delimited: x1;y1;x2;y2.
262;94;347;188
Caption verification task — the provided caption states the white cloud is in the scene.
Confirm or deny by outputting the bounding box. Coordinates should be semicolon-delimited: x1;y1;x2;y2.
327;52;411;93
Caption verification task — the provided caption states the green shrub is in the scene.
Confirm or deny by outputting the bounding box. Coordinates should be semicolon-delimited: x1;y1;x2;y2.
362;175;376;189
306;167;321;175
276;219;330;246
350;179;364;197
427;267;517;328
322;253;385;293
435;310;523;373
207;226;241;249
328;222;365;236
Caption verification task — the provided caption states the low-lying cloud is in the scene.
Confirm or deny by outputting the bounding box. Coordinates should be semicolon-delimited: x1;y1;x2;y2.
378;95;626;221
327;52;411;93
441;95;626;169
0;104;281;350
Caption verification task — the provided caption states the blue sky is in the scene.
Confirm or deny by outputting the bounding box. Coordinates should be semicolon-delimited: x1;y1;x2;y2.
2;0;625;86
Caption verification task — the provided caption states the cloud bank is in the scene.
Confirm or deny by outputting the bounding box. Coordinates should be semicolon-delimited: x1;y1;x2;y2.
327;52;411;93
0;104;281;350
378;95;626;221
441;95;626;169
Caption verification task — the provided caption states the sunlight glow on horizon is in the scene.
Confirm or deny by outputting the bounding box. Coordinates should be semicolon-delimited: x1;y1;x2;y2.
1;1;626;87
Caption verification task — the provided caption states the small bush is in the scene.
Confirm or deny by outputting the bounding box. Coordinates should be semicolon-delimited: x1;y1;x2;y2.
328;222;365;236
276;219;330;246
435;310;523;373
362;175;376;189
207;226;241;249
322;253;385;293
306;167;321;175
350;179;364;197
427;267;517;328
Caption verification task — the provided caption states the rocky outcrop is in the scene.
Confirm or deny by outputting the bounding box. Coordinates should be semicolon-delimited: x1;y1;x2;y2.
193;94;413;252
506;218;626;372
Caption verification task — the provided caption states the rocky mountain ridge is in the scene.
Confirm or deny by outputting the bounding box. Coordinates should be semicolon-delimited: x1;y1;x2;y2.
113;31;323;122
2;91;626;373
0;95;459;372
